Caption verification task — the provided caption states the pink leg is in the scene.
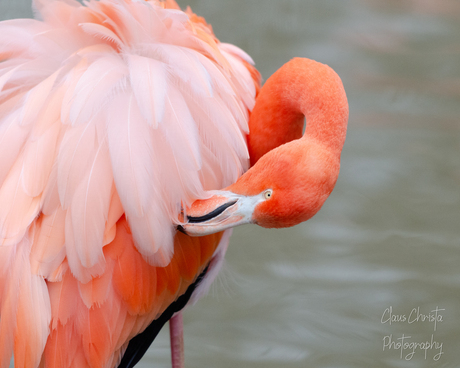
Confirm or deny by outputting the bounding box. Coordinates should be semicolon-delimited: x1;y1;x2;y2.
169;312;184;368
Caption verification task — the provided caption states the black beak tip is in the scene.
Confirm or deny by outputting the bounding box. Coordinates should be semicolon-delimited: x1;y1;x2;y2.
177;225;187;235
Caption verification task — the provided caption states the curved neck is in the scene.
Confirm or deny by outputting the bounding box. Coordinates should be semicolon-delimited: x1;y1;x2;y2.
247;58;348;166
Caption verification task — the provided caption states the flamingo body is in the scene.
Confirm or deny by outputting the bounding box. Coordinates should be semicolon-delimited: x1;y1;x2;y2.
0;0;260;367
0;1;349;367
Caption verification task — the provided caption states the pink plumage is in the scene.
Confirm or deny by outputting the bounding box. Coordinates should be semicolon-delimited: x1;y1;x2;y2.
0;0;260;367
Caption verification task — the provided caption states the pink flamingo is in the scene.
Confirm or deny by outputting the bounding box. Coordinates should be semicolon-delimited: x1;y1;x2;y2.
0;0;348;368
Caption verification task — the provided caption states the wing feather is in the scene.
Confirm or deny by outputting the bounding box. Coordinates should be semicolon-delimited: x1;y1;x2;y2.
0;2;260;367
67;55;127;126
64;210;106;283
0;110;30;187
0;65;22;93
19;70;59;127
150;44;213;96
127;54;167;127
0;154;41;246
0;246;18;368
219;45;257;110
0;19;50;59
107;91;174;265
0;236;50;368
70;138;112;269
78;262;114;309
107;91;153;218
162;88;202;171
79;22;123;49
14;250;51;368
57;123;96;209
30;208;66;279
22;119;61;197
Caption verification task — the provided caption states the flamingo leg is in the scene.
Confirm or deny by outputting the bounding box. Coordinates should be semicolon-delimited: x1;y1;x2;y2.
169;312;185;368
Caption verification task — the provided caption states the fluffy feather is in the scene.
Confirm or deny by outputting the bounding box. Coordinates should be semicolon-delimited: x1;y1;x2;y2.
0;0;260;367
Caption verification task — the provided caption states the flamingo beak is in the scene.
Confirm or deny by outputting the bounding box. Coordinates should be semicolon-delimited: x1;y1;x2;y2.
179;191;264;236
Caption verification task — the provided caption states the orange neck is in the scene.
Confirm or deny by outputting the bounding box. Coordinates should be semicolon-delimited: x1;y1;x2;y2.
247;58;348;166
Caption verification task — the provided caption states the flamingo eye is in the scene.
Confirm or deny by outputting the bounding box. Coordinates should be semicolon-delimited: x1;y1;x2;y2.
264;189;273;200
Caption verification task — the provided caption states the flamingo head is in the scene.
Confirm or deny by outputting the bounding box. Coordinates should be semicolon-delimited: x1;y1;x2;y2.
181;58;347;236
181;136;340;236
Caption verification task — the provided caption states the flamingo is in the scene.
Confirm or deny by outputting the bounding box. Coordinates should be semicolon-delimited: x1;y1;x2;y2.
0;0;348;367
